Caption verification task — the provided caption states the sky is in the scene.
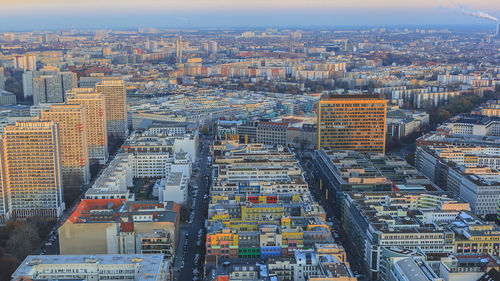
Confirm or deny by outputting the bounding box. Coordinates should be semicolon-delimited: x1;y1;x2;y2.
0;0;499;30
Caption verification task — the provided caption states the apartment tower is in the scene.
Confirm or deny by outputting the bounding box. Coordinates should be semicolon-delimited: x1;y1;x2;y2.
95;78;128;140
67;88;109;164
0;121;64;219
318;94;387;154
41;104;90;202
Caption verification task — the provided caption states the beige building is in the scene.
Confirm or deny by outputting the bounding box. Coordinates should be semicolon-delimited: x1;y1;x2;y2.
0;121;64;219
67;88;109;164
96;78;128;140
59;199;180;256
41;104;90;201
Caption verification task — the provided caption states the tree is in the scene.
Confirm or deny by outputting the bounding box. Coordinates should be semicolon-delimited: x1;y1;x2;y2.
406;152;416;166
201;125;209;135
437;109;451;123
6;223;40;259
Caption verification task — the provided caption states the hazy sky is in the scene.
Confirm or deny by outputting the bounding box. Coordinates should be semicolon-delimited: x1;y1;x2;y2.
0;0;499;30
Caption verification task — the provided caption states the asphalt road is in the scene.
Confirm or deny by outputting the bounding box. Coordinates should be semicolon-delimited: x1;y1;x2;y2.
296;149;368;281
173;136;211;281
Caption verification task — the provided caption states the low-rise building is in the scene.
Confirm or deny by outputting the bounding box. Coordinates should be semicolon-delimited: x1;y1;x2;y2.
58;199;180;256
11;254;171;281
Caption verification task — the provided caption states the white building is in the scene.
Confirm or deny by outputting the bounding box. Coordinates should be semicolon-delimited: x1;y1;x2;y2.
85;153;134;200
10;254;171;281
159;172;189;204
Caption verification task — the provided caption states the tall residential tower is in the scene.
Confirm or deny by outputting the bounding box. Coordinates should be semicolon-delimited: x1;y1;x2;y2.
0;121;64;219
95;78;128;140
41;104;90;202
67;88;109;164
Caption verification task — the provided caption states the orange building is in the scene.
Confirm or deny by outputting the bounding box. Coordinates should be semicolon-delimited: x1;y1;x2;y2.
318;94;387;154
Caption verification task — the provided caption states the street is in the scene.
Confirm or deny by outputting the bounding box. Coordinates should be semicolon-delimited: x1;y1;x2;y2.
173;135;211;281
295;149;368;281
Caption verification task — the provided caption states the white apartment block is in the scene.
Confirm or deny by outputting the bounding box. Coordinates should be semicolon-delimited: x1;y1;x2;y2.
158;172;189;204
85;153;134;200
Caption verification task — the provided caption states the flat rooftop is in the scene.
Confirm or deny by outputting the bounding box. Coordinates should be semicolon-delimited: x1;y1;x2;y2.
11;254;168;281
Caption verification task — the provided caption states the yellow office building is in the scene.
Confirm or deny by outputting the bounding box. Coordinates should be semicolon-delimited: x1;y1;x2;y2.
318;94;387;154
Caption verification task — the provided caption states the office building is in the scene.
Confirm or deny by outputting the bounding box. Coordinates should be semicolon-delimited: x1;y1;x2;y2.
0;121;64;219
439;254;499;281
13;54;36;71
96;78;128;139
22;70;34;99
0;66;5;91
317;94;386;154
176;37;183;63
391;257;442;281
41;104;90;201
10;254;171;281
416;145;500;216
58;199;180;256
0;90;16;105
341;192;500;280
67;88;109;164
136;229;175;261
31;70;77;104
209;40;218;55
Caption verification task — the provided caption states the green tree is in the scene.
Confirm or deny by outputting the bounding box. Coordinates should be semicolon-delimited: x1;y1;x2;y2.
406;152;416;166
201;125;209;135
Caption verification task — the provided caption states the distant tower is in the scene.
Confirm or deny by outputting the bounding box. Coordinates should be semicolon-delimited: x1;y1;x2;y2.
176;36;183;63
67;88;109;164
95;78;128;140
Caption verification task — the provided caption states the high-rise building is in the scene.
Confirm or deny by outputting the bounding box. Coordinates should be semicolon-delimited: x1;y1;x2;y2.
0;66;5;91
32;71;76;104
209;40;218;55
317;94;387;154
176;36;183;63
13;54;36;71
41;104;90;201
95;78;128;140
22;70;34;98
0;121;64;219
67;88;109;164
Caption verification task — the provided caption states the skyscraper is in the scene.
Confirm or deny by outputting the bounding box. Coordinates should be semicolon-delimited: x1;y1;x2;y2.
0;66;5;91
95;78;128;140
22;70;34;99
41;104;90;202
317;94;387;154
67;88;109;164
0;121;64;219
209;40;218;55
176;36;183;63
